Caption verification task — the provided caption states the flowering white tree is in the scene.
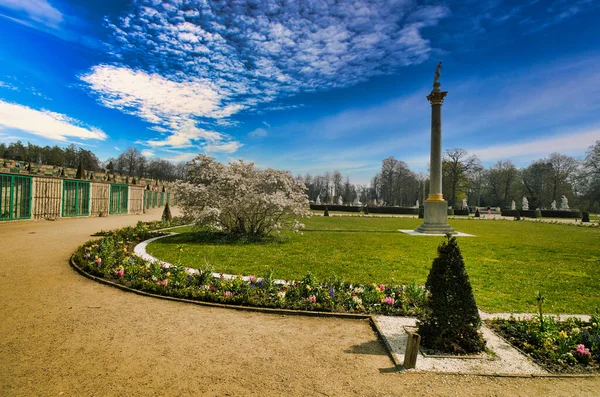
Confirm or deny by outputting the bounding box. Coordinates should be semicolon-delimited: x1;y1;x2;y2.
173;155;310;237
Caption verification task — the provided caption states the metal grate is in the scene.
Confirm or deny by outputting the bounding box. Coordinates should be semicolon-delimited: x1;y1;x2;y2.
62;180;91;217
109;184;129;214
0;174;32;221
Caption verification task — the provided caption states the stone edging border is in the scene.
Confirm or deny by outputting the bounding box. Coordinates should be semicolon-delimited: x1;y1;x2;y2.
69;254;599;379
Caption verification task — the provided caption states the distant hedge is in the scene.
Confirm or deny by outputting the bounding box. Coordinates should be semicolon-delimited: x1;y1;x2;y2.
502;209;541;218
501;209;580;218
310;204;360;212
540;210;581;218
309;204;418;214
453;209;469;216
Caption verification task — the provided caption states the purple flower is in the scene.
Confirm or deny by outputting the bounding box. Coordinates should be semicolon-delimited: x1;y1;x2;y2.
329;288;335;298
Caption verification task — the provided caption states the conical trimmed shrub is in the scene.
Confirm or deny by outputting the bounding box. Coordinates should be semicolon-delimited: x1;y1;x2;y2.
162;202;172;223
474;208;480;218
418;234;485;354
75;160;84;179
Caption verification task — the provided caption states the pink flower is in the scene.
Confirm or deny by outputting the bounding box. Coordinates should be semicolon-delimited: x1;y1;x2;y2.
576;344;591;356
157;279;168;287
382;296;395;305
116;268;124;277
161;262;170;269
84;253;91;259
379;284;386;292
248;275;257;283
223;291;233;297
95;258;102;265
308;295;317;303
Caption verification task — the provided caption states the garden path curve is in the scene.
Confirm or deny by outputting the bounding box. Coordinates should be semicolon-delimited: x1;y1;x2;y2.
1;210;598;396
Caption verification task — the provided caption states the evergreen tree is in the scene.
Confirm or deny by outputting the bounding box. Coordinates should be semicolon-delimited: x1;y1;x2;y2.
418;235;486;354
161;202;172;223
75;160;84;179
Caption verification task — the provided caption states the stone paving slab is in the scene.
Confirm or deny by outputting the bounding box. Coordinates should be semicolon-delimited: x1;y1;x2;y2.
373;316;548;375
399;229;475;237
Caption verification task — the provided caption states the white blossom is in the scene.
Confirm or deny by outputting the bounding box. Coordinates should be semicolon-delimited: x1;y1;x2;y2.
174;155;311;237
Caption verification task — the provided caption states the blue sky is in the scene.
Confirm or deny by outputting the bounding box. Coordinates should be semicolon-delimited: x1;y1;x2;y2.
0;0;599;184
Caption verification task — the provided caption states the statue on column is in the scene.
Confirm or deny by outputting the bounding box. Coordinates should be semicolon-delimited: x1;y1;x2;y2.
433;62;442;85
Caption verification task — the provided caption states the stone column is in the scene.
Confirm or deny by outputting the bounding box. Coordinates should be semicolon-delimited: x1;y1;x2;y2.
415;75;455;234
427;86;446;202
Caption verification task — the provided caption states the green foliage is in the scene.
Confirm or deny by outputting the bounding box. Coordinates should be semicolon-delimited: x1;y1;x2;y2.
162;202;173;223
537;291;546;332
489;309;600;373
74;222;427;316
418;235;486;354
147;217;600;314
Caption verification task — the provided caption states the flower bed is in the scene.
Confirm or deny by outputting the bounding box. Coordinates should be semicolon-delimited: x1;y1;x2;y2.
488;313;600;373
91;217;190;236
73;221;427;316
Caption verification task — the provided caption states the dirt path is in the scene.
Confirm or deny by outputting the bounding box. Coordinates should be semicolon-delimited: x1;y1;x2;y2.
0;211;598;396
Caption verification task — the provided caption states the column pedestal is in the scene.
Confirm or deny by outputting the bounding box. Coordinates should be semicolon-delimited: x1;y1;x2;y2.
414;200;455;234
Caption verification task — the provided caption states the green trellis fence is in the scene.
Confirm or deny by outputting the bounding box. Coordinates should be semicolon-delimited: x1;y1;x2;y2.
109;184;129;214
62;180;90;217
0;174;32;221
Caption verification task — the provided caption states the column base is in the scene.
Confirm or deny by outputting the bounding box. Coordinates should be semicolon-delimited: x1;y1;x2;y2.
414;200;455;234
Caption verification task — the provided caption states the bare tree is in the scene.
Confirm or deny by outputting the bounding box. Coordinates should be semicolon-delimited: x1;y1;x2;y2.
442;148;480;208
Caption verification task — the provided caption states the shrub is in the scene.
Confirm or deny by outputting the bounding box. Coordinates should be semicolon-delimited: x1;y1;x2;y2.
173;155;310;238
582;211;590;223
75;161;84;179
475;208;480;217
418;234;486;354
162;202;172;223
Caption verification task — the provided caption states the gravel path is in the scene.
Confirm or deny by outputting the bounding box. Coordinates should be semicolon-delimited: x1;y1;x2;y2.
1;211;598;396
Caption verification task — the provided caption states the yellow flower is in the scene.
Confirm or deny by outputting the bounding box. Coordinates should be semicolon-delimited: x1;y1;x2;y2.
166;272;171;277
306;285;312;291
558;331;568;339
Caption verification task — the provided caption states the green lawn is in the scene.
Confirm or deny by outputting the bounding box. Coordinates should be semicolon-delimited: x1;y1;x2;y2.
147;217;600;314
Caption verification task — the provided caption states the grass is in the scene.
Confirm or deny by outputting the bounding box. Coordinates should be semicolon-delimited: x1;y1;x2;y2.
146;217;600;314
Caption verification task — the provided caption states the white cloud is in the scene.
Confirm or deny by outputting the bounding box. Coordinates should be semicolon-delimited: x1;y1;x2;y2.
262;121;271;128
141;149;155;157
80;65;230;124
248;127;268;138
469;128;600;163
0;80;18;91
100;0;450;115
163;152;197;162
204;141;243;154
80;65;243;153
0;100;107;142
0;0;62;28
145;120;232;148
114;146;120;151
